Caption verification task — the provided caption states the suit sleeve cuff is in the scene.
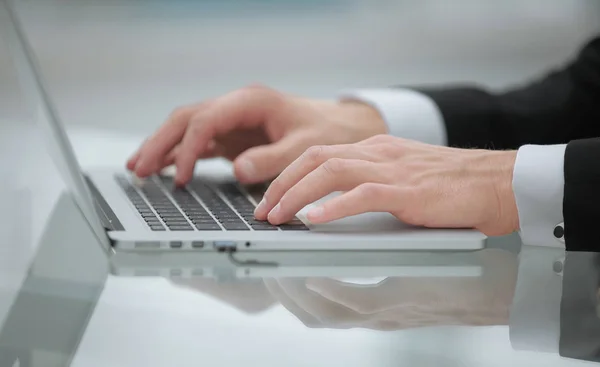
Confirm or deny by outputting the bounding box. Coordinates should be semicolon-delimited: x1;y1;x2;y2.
513;144;566;248
338;88;448;146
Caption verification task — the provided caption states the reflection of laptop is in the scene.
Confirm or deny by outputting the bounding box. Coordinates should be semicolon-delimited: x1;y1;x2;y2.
1;0;486;255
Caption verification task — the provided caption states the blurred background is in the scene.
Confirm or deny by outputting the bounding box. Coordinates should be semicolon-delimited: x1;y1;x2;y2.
1;0;600;135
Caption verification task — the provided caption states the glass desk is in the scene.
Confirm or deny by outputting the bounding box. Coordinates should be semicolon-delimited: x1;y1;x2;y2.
2;189;598;367
0;124;595;366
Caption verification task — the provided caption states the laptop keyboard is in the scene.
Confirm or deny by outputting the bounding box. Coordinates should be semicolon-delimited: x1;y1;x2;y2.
116;175;309;232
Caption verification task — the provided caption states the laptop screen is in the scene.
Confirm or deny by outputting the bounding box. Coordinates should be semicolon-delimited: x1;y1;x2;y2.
0;0;111;251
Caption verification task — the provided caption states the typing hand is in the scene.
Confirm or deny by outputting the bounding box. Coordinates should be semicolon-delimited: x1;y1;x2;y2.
263;249;517;330
127;85;386;186
255;134;519;236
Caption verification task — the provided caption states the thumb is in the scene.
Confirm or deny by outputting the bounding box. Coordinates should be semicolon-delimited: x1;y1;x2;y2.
233;133;308;184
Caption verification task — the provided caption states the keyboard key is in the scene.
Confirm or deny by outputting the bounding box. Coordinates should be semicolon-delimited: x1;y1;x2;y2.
214;214;242;219
195;223;223;230
217;217;244;222
187;213;215;218
159;212;185;218
162;217;188;223
222;223;250;231
158;210;182;216
165;221;190;227
150;225;166;231
279;224;310;231
168;225;194;231
191;218;217;224
251;225;279;231
189;217;217;224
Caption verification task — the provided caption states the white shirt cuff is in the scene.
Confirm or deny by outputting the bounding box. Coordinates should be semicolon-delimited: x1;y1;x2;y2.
338;88;447;146
513;144;566;248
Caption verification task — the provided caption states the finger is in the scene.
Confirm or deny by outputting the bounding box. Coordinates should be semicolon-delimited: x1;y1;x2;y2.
267;159;388;225
233;133;310;185
160;149;177;169
306;183;406;223
126;149;142;171
127;137;150;171
130;145;176;175
174;88;282;185
134;105;198;177
158;142;220;176
255;145;376;220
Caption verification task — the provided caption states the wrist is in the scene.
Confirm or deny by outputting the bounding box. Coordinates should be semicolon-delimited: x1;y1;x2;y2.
475;150;519;236
338;99;388;139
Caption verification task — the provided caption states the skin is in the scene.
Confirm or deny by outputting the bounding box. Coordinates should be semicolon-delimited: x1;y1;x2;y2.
128;85;520;236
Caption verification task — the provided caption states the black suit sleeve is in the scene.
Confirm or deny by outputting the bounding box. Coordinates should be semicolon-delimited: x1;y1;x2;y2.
410;36;600;150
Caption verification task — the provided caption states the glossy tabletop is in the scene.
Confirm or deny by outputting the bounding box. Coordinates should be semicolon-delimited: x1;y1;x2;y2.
2;114;599;367
2;2;600;366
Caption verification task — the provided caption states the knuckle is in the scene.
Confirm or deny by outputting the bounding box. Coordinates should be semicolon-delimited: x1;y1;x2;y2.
322;157;346;175
369;134;392;143
374;143;399;157
357;183;386;199
304;145;328;162
184;121;206;141
243;82;269;92
263;182;281;201
241;84;286;113
243;84;280;100
278;194;291;209
168;106;192;122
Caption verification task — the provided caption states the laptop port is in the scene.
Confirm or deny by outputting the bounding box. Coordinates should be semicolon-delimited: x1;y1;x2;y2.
170;241;183;249
213;241;237;252
192;241;205;249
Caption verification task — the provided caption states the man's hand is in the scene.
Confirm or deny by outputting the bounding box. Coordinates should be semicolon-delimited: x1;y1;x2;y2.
127;85;387;185
255;135;519;236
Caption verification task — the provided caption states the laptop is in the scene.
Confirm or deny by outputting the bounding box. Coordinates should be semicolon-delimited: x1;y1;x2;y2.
1;0;486;257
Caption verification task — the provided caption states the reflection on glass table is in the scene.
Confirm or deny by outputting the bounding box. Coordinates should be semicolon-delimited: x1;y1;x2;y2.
0;192;109;367
560;251;600;363
172;248;518;331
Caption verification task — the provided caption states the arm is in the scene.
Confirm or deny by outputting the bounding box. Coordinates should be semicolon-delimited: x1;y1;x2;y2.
343;36;599;150
563;138;600;250
417;36;600;150
340;36;600;248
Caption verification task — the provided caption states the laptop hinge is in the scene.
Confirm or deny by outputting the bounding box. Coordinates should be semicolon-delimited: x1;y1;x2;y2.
83;175;125;231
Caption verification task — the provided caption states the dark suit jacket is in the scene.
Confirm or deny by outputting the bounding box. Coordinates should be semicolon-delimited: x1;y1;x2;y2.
407;36;600;251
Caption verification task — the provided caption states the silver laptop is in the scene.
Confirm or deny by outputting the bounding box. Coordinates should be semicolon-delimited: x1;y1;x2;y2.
1;0;486;256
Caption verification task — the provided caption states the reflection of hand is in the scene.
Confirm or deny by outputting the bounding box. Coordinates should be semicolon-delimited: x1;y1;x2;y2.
263;249;517;330
255;134;518;236
172;278;277;314
127;85;386;185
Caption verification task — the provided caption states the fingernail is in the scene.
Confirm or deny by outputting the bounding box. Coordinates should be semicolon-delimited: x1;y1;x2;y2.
307;206;324;221
254;198;268;216
268;203;281;222
237;158;255;179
